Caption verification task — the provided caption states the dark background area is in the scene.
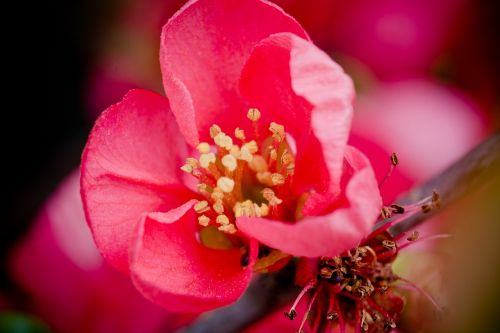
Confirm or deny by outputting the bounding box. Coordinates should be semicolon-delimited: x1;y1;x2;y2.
3;0;122;296
3;0;500;326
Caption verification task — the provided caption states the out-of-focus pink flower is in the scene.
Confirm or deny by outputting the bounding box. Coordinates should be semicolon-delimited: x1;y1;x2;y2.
351;79;488;193
349;79;488;331
87;0;477;120
87;68;143;121
274;0;471;79
81;0;381;313
9;171;190;333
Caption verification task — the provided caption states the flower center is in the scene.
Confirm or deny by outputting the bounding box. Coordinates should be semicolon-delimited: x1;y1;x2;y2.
286;231;404;333
286;221;445;332
181;108;296;235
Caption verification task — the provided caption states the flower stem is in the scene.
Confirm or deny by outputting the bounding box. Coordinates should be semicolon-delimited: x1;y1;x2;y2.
387;132;500;236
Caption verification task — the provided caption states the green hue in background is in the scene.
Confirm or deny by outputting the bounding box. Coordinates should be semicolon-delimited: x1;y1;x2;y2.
0;313;52;333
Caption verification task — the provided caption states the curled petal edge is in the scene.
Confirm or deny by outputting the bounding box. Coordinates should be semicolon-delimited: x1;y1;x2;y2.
130;200;258;312
237;146;381;258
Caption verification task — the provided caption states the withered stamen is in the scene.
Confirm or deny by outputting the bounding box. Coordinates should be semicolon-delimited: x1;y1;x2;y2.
407;230;420;241
326;312;339;321
421;204;432;213
284;309;297;320
390;204;405;214
381;207;392;219
390;152;399;166
382;240;397;250
384;320;397;331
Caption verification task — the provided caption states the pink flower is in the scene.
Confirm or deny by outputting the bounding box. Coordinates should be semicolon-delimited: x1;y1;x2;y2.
81;0;381;312
350;78;488;202
9;171;191;333
274;0;471;79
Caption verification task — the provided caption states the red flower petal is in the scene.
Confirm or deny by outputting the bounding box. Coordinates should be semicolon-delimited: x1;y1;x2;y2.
236;146;381;258
130;200;257;312
10;171;188;333
239;33;354;198
160;0;308;146
295;258;318;287
81;89;194;272
82;89;187;185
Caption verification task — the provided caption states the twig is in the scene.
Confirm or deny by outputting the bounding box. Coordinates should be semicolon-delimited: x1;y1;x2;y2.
175;263;298;333
389;132;500;235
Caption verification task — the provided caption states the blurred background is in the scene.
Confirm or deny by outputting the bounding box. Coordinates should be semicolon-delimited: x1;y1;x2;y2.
3;0;500;332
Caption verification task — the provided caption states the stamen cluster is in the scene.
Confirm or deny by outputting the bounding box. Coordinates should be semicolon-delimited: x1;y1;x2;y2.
286;231;406;333
181;108;295;235
316;231;403;333
285;189;443;333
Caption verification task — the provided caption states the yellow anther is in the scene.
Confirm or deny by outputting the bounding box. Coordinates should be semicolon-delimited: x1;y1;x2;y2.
235;128;246;140
209;124;222;138
256;171;273;186
233;200;256;217
181;157;199;173
216;214;230;225
239;146;253;162
243;140;258;154
243;200;255;215
217;177;235;193
211;187;224;201
248;155;268;173
251;203;261;217
194;200;210;213
258;203;269;217
286;162;295;175
233;202;243;218
213;200;225;214
262;188;283;206
271;173;285;186
221;154;237;172
214;132;234;150
281;151;293;165
196;142;211;154
261;188;274;199
252;203;267;217
265;194;282;206
187;118;295;230
186;158;199;167
199;152;216;168
229;145;240;158
197;183;212;194
269;122;285;141
269;148;278;161
198;215;210;227
180;163;193;173
218;224;237;234
247;108;261;121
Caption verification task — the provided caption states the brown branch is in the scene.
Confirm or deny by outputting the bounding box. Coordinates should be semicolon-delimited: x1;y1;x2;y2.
175;132;500;333
389;132;500;235
175;263;298;333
